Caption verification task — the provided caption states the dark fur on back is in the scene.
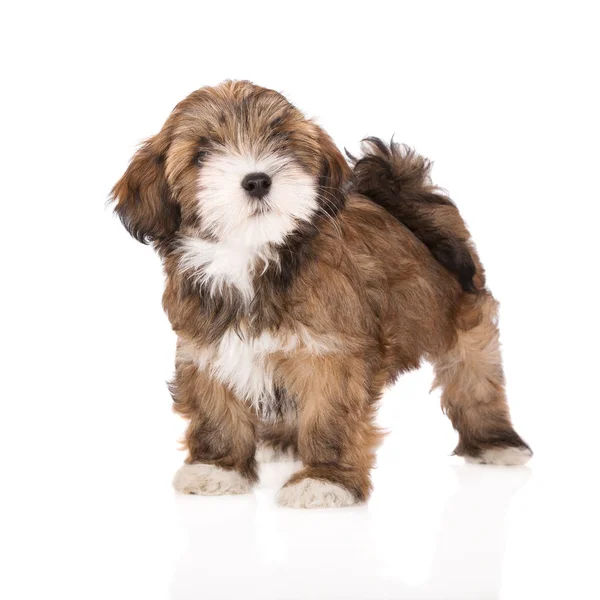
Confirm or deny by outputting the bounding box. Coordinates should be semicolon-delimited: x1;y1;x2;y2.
350;138;478;293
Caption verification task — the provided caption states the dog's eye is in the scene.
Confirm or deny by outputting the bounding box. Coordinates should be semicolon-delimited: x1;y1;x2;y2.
195;150;209;165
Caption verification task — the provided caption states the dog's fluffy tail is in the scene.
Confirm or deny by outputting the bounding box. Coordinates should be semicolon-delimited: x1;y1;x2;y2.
349;137;481;293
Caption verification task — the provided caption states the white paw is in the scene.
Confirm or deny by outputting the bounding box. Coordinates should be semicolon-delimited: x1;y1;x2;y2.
173;463;252;495
465;446;533;466
277;478;357;509
255;442;298;463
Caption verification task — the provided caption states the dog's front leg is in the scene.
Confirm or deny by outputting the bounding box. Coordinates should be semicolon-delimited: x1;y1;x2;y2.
276;355;384;508
171;361;258;495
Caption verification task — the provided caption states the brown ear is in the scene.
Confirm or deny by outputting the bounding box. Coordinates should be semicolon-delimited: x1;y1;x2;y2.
317;130;351;214
111;129;180;244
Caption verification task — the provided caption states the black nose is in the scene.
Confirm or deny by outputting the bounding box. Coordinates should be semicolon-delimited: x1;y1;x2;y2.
241;172;272;198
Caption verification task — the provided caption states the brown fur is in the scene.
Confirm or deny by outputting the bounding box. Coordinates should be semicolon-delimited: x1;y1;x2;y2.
350;137;483;293
111;80;530;504
258;416;299;460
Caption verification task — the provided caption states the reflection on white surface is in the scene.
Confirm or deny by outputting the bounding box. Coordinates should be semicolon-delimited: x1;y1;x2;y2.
426;466;530;599
5;358;598;600
171;462;531;600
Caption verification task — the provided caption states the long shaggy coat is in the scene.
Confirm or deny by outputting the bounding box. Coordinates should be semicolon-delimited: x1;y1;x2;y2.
111;80;531;508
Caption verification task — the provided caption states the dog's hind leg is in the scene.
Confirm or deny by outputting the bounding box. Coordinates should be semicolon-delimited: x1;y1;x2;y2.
433;293;532;465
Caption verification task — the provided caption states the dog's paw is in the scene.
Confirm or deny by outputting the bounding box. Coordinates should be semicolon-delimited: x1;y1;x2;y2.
277;478;357;509
465;446;533;466
255;442;299;463
173;463;252;495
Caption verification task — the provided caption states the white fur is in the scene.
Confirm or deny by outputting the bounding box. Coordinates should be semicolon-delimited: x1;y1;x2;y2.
173;463;252;495
190;327;339;414
178;150;317;302
255;442;298;463
465;446;533;466
200;329;296;410
178;236;276;303
277;478;357;509
197;150;318;244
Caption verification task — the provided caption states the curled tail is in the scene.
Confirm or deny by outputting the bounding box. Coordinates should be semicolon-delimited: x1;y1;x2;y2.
350;137;481;293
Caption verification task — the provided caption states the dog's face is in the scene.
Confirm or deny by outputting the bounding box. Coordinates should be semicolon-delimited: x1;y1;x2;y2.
112;81;349;249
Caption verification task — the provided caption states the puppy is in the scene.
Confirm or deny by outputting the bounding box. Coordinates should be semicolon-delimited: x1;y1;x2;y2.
111;80;531;508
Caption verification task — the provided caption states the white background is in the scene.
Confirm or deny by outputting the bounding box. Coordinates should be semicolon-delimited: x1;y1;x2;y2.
1;2;599;599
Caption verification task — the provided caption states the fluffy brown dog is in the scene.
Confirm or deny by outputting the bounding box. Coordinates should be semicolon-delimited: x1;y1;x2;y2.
111;80;531;508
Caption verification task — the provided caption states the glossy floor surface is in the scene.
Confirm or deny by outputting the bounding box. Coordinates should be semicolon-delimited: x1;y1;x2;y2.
4;367;598;600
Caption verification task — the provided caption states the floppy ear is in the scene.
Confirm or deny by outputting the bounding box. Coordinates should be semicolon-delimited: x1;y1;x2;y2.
111;128;180;244
317;129;351;214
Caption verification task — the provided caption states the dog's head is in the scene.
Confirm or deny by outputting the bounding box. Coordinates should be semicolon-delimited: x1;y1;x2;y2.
111;80;349;249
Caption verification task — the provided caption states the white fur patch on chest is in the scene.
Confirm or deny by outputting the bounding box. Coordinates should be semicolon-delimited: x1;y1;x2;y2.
196;329;296;411
177;236;277;303
189;328;339;413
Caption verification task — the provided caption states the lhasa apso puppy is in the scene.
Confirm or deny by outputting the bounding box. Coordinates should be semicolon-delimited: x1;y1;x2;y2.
111;80;531;508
